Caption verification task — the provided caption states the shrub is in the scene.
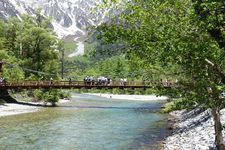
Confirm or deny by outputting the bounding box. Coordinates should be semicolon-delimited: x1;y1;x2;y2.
161;101;175;113
42;89;59;106
58;90;71;99
34;89;43;101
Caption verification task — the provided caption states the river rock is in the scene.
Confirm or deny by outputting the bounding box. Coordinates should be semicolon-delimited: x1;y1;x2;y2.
164;108;225;150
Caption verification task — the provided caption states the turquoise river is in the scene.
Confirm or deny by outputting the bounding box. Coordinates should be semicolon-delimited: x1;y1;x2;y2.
0;94;170;150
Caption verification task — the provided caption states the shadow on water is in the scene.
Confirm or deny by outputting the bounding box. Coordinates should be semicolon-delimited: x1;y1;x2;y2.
127;119;170;150
60;105;160;112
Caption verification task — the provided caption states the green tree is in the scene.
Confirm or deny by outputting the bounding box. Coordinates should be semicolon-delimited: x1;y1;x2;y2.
1;11;61;105
5;11;59;79
0;19;24;81
98;0;225;149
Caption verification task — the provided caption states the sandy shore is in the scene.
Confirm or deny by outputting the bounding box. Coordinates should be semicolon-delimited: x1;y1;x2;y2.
0;99;70;117
86;93;168;101
0;103;39;117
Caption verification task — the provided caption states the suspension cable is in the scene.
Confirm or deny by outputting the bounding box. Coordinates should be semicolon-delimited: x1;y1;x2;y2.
3;61;57;76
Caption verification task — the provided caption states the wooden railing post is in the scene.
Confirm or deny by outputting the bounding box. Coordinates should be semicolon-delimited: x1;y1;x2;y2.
0;61;3;73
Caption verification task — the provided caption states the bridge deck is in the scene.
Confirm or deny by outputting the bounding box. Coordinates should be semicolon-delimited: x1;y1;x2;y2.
0;81;173;89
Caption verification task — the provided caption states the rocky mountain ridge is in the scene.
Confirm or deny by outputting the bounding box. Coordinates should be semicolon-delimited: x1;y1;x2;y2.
0;0;110;39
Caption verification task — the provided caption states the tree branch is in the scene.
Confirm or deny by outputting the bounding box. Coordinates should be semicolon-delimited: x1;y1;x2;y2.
205;59;225;84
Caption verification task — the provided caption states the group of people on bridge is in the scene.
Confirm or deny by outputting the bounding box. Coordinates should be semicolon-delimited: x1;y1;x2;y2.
0;75;177;88
83;76;127;86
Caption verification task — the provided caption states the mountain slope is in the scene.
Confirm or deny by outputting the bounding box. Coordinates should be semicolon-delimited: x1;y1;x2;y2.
0;0;109;39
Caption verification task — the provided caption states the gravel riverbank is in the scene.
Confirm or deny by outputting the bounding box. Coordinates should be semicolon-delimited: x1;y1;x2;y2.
164;108;225;150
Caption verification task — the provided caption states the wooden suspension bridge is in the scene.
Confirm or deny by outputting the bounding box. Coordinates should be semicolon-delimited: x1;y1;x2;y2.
0;61;176;90
0;61;176;103
0;80;174;89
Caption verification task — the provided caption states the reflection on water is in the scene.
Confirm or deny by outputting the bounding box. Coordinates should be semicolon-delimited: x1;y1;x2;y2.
0;94;169;150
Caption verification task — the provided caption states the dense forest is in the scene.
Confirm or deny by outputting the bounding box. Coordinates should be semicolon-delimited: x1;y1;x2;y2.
0;10;66;105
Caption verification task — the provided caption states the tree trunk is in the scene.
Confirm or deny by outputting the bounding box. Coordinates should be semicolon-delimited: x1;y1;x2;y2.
212;106;225;150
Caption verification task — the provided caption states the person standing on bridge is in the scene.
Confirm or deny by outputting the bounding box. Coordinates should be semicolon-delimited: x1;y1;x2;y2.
0;77;2;86
69;78;72;85
124;78;127;86
2;77;6;85
50;77;53;85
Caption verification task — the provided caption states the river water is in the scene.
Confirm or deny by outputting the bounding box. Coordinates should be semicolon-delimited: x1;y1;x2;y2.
0;94;170;150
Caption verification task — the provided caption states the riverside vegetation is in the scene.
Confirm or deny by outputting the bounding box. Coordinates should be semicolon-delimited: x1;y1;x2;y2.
98;0;225;149
1;0;225;149
0;10;70;106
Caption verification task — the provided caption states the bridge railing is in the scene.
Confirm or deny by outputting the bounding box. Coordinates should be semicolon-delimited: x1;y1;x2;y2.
2;81;85;87
0;80;177;88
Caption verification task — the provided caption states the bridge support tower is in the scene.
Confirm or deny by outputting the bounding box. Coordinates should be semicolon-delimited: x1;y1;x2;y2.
0;61;17;103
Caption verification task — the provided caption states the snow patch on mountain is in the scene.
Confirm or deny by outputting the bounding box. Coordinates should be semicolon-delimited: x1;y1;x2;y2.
8;0;26;14
4;0;108;40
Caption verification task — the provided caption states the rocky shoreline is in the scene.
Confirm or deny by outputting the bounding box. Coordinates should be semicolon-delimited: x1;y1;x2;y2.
164;108;225;150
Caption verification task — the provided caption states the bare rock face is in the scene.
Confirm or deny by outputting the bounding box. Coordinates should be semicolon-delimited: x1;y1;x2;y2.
0;0;19;20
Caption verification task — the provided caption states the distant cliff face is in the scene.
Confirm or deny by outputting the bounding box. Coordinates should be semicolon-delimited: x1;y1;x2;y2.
0;0;110;39
0;0;19;19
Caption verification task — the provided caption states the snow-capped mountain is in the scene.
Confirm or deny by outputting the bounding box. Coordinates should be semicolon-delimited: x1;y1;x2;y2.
0;0;123;56
0;0;111;39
